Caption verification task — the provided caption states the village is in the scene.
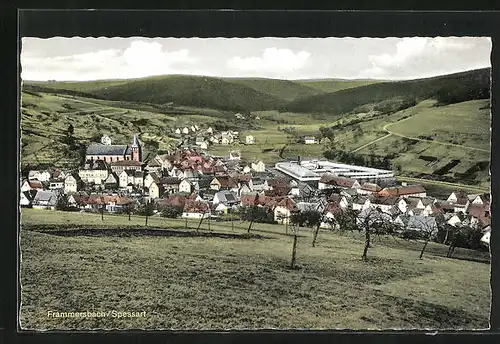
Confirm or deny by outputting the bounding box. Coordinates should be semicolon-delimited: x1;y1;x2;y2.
20;126;492;249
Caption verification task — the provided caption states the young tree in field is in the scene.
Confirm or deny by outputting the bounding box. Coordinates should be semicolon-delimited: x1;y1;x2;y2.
289;222;301;269
55;194;71;211
137;200;155;226
276;212;290;234
414;218;439;260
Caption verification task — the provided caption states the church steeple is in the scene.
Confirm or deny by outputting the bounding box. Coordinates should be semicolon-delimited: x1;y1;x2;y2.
131;134;141;162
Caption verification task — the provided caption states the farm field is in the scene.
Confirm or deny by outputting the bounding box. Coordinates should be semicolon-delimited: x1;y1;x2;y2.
20;209;490;330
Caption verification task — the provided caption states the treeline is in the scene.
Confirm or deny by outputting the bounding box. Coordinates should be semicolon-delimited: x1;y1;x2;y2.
324;149;394;170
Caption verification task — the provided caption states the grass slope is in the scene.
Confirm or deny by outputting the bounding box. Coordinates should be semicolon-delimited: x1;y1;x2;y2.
286;68;491;114
20;209;490;330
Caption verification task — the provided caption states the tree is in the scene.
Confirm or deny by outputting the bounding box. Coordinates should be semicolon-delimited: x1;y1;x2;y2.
239;205;275;233
414;218;439;260
137;200;155;226
335;208;394;261
161;205;183;218
55;194;72;211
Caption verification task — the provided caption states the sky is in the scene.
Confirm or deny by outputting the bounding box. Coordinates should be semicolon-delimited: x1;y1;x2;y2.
20;37;492;81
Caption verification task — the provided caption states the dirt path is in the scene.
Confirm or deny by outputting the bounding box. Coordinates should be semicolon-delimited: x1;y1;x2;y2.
351;133;393;153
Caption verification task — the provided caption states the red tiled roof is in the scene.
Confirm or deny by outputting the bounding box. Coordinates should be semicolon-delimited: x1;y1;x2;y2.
276;197;298;212
28;180;44;189
110;160;141;166
183;200;210;213
86;195;133;205
378;185;426;197
370;195;399;206
320;174;358;188
361;182;382;192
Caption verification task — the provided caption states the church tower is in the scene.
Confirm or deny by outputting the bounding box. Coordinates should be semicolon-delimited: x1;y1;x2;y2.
131;134;141;162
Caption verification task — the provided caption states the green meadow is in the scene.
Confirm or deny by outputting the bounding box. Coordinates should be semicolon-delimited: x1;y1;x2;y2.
20;209;490;330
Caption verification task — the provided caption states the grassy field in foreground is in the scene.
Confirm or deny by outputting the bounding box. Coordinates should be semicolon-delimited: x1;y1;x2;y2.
20;209;490;330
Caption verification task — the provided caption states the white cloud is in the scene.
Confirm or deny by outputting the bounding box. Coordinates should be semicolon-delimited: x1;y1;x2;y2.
227;48;311;75
21;40;199;81
360;37;490;79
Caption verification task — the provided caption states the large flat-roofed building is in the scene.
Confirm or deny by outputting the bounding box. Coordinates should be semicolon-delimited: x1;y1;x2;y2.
276;160;394;182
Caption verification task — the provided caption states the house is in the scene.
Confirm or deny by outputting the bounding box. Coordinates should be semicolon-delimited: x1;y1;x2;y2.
144;172;161;189
320;202;344;228
238;184;253;196
147;181;163;199
206;127;214;134
274;197;298;224
352;196;371;211
251;178;270;192
118;170;135;188
213;190;239;205
480;226;491;246
51;169;67;180
471;193;491;207
109;160;142;174
104;173;119;189
175;128;181;135
369;195;399;213
182;127;190;134
296;201;324;214
466;204;491;228
328;194;351;210
21;179;45;193
394;214;410;229
318;174;361;190
251;160;266;172
83;194;133;213
64;173;83;194
159;177;181;194
32;190;59;210
378;185;426;198
210;176;237;191
79;160;109;185
340;188;358;198
406;215;437;233
221;133;233;145
145;159;162;173
20;190;38;208
447;213;469;227
199;142;209;150
447;190;469;204
358;182;382;195
246;135;255;144
182;200;210;218
195;136;205;145
179;179;193;193
28;170;51;182
229;151;241;160
241;165;252;174
304;136;317;144
133;171;145;187
191;125;197;132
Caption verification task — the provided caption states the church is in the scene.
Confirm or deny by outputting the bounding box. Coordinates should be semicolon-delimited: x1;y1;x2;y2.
85;135;142;163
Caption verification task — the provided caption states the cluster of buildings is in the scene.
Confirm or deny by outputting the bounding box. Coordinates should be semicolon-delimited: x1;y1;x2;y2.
20;134;491;246
173;124;256;149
